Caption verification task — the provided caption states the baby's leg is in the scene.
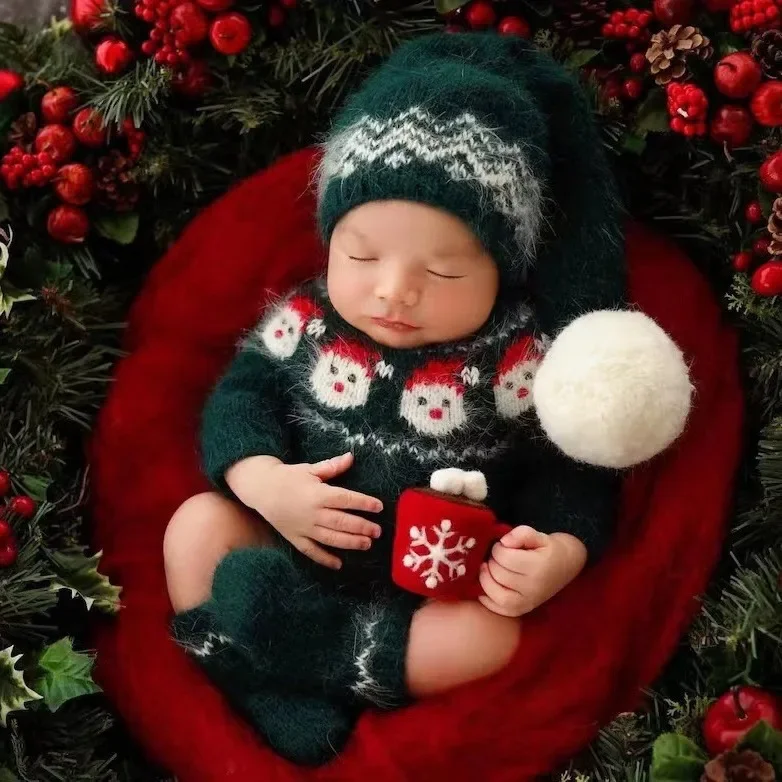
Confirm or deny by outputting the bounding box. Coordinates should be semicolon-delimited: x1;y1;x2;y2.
164;491;274;612
405;600;521;697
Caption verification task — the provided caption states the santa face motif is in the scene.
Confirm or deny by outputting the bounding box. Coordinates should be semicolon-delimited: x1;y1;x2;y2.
261;306;305;359
400;383;467;437
494;359;538;419
311;350;373;409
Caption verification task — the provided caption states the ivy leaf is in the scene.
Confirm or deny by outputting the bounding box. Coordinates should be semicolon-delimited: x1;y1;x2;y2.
49;547;122;614
635;88;670;135
435;0;470;12
0;369;9;385
0;647;43;727
94;212;139;245
0;283;35;318
651;733;708;782
566;48;600;70
739;721;782;775
34;638;102;713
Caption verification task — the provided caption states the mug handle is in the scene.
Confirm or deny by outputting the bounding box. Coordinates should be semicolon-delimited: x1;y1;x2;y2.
462;522;514;601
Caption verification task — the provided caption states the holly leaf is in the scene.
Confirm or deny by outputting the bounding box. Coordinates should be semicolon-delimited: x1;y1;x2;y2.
20;475;51;502
49;547;122;614
739;721;782;774
622;132;648;155
566;48;600;70
34;638;101;713
714;32;745;56
0;369;9;385
435;0;470;12
0;646;43;726
635;88;669;135
651;733;708;782
0;283;35;318
94;212;139;245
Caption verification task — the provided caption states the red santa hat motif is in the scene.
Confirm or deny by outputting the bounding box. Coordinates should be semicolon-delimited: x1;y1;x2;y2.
405;358;479;394
323;339;381;377
287;295;322;324
494;336;542;384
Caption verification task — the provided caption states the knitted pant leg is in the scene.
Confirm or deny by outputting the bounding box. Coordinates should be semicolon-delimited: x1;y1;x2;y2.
211;545;417;709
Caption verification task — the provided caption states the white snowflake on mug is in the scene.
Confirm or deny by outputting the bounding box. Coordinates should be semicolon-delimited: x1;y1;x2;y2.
403;519;476;589
493;336;543;419
400;359;471;437
260;295;322;359
310;339;380;409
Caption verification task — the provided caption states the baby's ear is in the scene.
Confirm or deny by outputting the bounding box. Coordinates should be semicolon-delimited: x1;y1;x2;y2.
532;309;693;469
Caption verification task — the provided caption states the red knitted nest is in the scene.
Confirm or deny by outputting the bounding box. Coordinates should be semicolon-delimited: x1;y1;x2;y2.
90;147;743;782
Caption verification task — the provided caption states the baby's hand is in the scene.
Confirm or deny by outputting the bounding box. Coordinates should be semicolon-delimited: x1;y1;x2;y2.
227;452;383;570
478;526;587;618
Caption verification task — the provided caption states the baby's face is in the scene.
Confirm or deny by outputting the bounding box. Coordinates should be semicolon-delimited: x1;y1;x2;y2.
327;200;499;349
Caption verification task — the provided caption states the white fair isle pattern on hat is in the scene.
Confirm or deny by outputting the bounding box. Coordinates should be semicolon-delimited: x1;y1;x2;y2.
319;107;544;266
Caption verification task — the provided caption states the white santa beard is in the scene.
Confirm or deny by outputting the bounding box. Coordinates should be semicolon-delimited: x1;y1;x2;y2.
261;309;303;359
494;361;536;418
310;353;372;409
400;385;466;437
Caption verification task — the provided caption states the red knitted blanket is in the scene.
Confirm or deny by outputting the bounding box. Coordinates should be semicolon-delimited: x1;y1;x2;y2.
90;147;743;782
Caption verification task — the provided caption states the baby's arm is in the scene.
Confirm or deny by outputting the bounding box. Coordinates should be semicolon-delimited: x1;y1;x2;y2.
479;440;620;616
200;340;382;569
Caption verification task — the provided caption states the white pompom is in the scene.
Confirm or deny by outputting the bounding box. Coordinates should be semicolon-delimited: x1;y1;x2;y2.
462;471;488;502
533;310;693;469
430;468;466;496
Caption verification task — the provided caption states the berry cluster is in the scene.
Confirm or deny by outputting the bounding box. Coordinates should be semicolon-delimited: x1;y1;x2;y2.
666;82;708;135
730;0;781;34
602;8;654;43
0;471;36;569
0;147;57;190
444;1;531;37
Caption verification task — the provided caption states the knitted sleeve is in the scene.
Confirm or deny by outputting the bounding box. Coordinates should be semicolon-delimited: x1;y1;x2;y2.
510;438;621;561
200;344;291;494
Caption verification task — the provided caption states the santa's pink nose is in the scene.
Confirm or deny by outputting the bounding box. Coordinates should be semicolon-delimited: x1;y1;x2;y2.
429;408;443;420
517;387;529;399
334;382;345;393
274;329;283;338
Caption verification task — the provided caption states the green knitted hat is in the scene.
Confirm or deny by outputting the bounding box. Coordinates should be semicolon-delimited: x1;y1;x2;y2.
316;32;626;334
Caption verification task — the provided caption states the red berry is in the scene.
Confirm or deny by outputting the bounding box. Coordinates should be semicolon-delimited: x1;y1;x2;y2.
169;1;210;45
0;70;24;101
40;87;80;124
47;205;90;244
95;36;135;76
710;104;754;147
141;8;156;21
630;53;647;72
267;5;285;26
72;107;108;148
209;11;252;55
0;542;18;568
8;495;35;519
745;201;764;223
611;10;624;23
141;40;157;55
54;163;95;206
0;519;11;541
615;22;629;35
602;22;615;35
751;82;782;128
497;15;530;36
732;250;754;271
34;124;77;164
754;235;771;255
752;261;782;296
0;472;10;497
622;78;644;100
465;0;496;29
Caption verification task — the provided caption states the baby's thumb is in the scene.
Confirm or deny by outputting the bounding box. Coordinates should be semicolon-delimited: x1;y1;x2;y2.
501;525;548;550
309;452;354;481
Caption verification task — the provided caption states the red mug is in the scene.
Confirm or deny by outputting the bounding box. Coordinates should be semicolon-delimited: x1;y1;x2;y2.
392;487;513;601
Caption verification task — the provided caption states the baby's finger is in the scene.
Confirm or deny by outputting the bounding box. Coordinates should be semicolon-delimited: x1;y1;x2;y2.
478;563;525;614
486;558;522;591
319;510;382;539
292;536;342;570
308;452;354;481
500;525;549;550
311;526;372;551
491;542;537;574
323;486;383;514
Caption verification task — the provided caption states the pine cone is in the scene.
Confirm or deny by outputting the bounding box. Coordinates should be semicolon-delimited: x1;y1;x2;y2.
7;112;38;148
95;150;140;213
553;0;608;42
701;749;776;782
769;196;782;256
646;25;713;85
752;30;782;79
